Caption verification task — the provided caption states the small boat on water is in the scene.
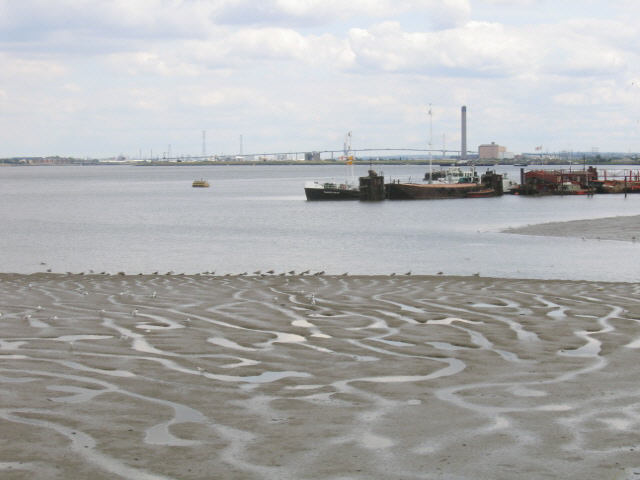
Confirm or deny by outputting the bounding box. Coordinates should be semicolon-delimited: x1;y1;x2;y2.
304;181;359;200
423;166;479;184
192;179;210;188
305;131;360;200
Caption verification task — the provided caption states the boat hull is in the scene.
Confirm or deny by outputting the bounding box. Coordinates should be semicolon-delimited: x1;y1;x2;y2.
386;183;487;200
304;186;360;200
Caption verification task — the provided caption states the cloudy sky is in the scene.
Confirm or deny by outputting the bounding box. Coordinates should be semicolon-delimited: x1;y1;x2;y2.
1;0;639;158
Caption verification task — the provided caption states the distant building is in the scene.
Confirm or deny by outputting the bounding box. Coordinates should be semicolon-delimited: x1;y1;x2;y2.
305;151;321;162
478;142;506;160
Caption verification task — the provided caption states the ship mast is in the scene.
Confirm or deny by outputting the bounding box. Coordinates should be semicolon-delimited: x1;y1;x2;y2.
428;104;433;184
344;131;354;182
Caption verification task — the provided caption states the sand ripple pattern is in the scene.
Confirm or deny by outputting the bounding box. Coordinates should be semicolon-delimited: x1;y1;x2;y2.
1;273;640;479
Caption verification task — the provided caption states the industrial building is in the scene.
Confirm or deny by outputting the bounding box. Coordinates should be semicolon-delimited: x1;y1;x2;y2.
479;142;507;160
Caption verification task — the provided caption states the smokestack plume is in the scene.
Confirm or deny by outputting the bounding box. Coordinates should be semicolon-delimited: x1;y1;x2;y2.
461;106;467;160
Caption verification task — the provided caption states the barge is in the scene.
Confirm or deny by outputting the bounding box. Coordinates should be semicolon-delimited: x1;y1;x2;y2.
386;171;504;200
514;167;640;195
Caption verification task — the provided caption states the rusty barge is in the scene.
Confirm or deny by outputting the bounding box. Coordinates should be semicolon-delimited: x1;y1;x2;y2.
305;170;504;201
385;171;503;200
514;167;640;195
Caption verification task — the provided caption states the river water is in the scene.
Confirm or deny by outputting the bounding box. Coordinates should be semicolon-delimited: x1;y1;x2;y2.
1;164;639;281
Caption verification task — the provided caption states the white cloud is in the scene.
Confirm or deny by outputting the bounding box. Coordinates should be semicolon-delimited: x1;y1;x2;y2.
1;0;640;156
211;0;471;28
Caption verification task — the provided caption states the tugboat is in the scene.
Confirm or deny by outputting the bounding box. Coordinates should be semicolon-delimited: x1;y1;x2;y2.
304;131;359;200
304;180;359;200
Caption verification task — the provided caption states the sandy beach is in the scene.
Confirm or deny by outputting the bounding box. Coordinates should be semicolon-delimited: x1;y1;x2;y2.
2;271;640;479
503;214;640;242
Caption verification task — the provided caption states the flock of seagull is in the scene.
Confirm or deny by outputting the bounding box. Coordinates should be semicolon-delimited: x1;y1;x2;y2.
29;267;428;277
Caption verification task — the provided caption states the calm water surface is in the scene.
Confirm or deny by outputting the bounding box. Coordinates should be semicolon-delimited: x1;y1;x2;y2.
1;164;639;281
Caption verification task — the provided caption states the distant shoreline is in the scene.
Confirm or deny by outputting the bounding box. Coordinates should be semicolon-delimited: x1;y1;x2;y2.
3;159;640;167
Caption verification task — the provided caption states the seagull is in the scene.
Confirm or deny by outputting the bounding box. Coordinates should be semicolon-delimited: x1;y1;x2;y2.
472;272;480;277
151;291;157;298
253;270;261;275
288;270;296;275
404;271;412;276
390;272;396;276
437;271;443;275
314;271;325;276
300;270;310;275
266;269;275;274
131;309;138;317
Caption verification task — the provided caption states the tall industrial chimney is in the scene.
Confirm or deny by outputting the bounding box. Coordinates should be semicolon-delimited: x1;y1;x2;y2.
461;105;467;161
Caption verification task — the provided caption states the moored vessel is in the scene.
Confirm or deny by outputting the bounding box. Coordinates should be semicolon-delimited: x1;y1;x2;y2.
304;181;360;200
192;179;210;188
387;171;503;200
304;131;360;200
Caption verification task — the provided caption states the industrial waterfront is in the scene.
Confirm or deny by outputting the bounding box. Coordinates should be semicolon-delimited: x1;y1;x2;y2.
1;163;639;281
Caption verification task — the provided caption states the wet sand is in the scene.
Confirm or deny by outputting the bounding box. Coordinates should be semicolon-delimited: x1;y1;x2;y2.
2;272;640;479
504;214;640;242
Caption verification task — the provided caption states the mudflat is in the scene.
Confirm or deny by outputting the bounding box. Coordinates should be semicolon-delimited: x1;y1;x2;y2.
1;272;640;479
503;214;640;242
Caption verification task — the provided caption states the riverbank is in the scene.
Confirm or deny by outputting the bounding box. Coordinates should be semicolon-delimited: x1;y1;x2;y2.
1;273;639;479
